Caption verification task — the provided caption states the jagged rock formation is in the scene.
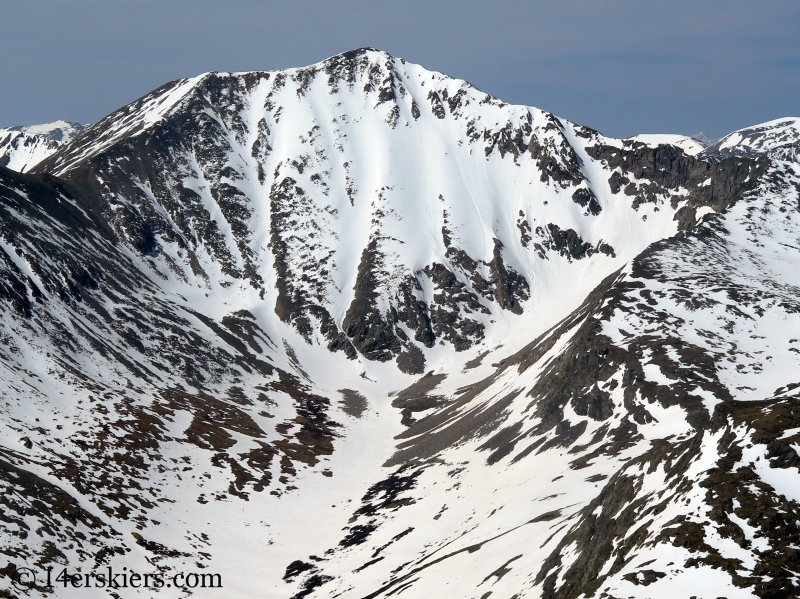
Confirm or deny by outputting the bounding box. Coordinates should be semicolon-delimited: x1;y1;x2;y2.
0;48;798;599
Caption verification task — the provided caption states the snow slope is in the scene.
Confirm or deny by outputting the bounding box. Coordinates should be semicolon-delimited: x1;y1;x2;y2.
0;48;797;599
294;157;800;599
34;49;759;378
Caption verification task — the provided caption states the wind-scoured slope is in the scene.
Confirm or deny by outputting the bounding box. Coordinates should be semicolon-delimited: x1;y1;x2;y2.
0;46;794;599
289;155;800;599
0;121;85;173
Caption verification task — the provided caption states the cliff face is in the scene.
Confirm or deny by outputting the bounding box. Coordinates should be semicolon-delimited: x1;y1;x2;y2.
0;48;798;599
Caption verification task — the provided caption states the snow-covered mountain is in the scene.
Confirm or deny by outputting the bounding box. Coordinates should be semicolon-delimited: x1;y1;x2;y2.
30;50;764;375
700;116;800;162
0;120;85;172
1;48;798;599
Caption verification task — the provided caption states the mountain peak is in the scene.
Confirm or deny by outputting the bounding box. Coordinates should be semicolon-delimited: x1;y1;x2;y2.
2;53;800;599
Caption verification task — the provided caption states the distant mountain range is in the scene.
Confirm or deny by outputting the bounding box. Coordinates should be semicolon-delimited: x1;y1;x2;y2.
0;120;85;172
1;48;799;599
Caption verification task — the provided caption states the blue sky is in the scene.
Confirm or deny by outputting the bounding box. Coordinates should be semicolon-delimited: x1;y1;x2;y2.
1;0;798;138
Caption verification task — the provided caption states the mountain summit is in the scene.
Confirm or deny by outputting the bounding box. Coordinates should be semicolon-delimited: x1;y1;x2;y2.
1;48;799;599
